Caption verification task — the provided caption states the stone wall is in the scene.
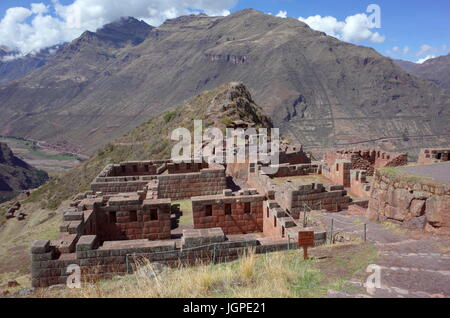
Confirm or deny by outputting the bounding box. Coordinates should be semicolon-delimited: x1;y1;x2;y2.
91;179;152;195
248;164;352;215
157;166;227;200
279;183;352;216
322;159;352;187
417;148;450;164
95;197;172;241
263;200;296;239
266;163;319;178
96;161;170;178
31;229;327;288
279;144;311;165
167;162;209;174
324;148;408;177
349;170;371;198
192;190;264;235
367;170;450;234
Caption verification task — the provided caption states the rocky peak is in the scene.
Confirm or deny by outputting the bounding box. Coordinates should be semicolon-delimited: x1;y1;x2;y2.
206;82;273;129
73;17;153;49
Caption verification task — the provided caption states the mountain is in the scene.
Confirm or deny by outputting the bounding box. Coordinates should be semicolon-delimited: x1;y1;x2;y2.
0;46;8;57
0;46;60;86
394;54;450;90
29;82;272;209
0;17;153;88
0;142;49;203
0;9;448;155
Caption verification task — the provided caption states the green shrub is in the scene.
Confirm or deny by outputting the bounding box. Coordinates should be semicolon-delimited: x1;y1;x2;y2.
221;117;234;126
163;110;178;123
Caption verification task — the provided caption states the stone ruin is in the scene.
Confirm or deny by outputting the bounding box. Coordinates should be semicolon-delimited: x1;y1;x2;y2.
321;148;407;198
417;148;450;164
30;146;410;288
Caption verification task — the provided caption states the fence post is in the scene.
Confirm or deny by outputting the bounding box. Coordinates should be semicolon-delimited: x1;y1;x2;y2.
213;243;217;264
364;224;367;242
303;203;307;227
287;235;291;250
126;254;129;274
330;219;334;244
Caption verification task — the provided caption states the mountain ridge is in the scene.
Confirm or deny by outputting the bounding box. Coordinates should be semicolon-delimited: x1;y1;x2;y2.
394;54;450;90
0;9;448;154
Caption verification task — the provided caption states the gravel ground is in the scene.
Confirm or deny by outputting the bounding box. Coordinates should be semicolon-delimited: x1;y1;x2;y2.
399;163;450;185
319;212;450;298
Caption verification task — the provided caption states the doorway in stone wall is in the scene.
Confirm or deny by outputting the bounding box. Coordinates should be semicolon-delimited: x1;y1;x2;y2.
171;200;194;239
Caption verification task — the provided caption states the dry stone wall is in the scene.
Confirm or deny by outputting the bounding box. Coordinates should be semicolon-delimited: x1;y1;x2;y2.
417;148;450;164
157;167;227;200
367;170;450;234
192;190;264;235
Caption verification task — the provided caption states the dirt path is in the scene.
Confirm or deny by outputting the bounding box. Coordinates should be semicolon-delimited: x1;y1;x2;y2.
317;212;450;298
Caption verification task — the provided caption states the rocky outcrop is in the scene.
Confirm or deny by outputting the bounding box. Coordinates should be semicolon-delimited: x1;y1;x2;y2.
367;170;450;235
0;143;49;203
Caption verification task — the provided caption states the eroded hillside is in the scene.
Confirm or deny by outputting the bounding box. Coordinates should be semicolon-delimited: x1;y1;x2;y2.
0;10;448;154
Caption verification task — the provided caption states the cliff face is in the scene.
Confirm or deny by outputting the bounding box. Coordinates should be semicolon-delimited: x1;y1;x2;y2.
0;143;49;202
367;168;450;235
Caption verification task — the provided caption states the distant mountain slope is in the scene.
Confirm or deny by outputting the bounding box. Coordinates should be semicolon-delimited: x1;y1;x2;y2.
394;54;450;90
0;46;59;86
0;9;449;154
0;143;49;203
28;82;272;209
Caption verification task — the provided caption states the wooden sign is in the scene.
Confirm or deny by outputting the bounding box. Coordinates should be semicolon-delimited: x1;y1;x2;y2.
298;231;315;260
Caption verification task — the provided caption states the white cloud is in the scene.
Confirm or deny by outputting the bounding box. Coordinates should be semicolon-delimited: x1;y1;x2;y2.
414;44;449;62
298;13;385;43
0;0;238;56
31;3;49;15
416;44;434;57
416;55;436;64
275;10;287;18
387;45;410;57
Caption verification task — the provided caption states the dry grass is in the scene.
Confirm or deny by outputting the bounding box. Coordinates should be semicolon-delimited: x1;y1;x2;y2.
0;200;63;284
382;221;407;234
37;244;376;298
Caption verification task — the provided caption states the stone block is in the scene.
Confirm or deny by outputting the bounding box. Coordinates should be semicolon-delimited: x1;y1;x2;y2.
76;235;98;252
31;240;50;254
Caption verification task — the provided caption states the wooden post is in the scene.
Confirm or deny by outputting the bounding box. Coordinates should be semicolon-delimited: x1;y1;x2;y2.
303;246;309;260
303;203;307;227
364;224;367;242
330;219;334;244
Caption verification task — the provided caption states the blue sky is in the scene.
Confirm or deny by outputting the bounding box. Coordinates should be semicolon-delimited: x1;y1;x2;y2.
0;0;448;62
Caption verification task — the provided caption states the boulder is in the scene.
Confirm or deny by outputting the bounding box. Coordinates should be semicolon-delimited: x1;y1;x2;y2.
410;199;426;217
426;196;450;229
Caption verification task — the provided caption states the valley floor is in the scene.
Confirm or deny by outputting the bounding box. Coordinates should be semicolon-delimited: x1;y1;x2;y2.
0;136;84;174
